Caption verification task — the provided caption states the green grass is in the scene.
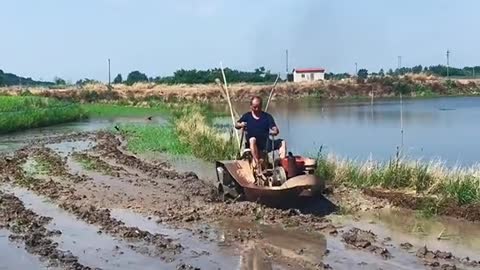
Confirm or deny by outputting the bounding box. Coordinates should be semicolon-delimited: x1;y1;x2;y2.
118;104;237;162
315;152;480;208
119;124;192;155
0;96;86;134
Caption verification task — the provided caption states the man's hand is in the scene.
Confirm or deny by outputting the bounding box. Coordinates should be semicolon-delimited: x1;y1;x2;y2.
269;126;279;136
235;122;247;130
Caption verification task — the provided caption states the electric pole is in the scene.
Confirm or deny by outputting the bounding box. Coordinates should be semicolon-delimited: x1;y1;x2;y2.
355;62;358;76
446;50;450;79
108;58;111;86
285;49;289;81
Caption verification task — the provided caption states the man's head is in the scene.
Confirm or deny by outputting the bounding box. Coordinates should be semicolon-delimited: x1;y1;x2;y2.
250;96;262;114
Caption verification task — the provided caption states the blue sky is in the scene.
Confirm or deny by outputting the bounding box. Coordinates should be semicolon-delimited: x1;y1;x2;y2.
1;0;478;82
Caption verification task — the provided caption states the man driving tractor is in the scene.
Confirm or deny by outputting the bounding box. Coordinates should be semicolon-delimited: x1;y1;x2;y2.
235;96;287;173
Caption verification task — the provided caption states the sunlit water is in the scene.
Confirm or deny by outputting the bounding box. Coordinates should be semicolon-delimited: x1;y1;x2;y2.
214;96;480;166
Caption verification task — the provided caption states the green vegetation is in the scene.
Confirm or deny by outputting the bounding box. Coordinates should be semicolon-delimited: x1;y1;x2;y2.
119;104;237;162
315;151;480;209
0;69;54;87
0;96;86;134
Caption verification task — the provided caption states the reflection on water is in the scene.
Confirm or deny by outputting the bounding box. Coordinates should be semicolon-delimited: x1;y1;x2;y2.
331;208;480;260
0;116;166;154
213;96;480;166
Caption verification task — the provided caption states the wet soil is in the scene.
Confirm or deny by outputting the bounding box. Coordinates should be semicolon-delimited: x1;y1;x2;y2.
1;130;480;269
363;188;480;222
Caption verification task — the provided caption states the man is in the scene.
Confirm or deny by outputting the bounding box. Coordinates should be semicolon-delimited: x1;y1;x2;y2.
235;96;287;170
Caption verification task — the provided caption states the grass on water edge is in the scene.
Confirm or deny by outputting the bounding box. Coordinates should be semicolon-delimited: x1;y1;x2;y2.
117;103;238;162
314;149;480;213
0;96;86;134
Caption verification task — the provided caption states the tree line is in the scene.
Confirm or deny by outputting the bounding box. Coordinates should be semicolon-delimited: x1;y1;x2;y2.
113;67;279;86
340;65;480;80
1;64;479;87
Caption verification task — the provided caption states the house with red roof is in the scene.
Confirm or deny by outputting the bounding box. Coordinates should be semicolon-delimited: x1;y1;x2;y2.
292;68;326;82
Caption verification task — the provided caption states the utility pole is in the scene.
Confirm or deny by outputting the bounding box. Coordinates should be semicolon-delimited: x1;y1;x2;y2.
398;56;402;69
285;49;289;75
108;58;111;86
446;50;450;79
355;62;358;76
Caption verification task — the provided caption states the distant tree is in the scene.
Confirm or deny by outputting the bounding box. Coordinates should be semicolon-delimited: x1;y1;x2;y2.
76;78;100;86
0;69;4;86
357;69;368;79
125;71;148;86
412;65;423;74
379;69;385;77
54;77;66;85
387;69;394;76
113;74;123;84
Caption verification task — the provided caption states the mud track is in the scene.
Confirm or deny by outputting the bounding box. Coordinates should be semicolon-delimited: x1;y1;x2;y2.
0;191;95;270
2;131;480;269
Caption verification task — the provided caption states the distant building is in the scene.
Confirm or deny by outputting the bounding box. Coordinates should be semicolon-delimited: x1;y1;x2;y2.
292;68;326;82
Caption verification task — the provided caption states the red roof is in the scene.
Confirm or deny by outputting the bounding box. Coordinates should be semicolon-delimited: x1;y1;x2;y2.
294;68;325;73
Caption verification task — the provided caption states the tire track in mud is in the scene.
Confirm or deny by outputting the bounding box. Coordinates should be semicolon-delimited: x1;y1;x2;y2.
4;131;479;269
0;190;96;270
0;145;185;263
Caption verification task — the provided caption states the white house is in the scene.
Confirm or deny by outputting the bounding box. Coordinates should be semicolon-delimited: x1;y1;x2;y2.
292;68;326;82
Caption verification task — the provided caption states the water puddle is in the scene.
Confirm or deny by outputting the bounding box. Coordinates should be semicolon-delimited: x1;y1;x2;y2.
0;229;47;270
2;186;173;270
141;152;216;183
110;209;242;269
331;208;480;260
219;218;426;270
47;139;96;158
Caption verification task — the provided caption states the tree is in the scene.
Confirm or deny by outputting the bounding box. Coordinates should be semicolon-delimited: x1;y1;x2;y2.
125;71;148;85
379;69;385;77
54;77;66;85
357;69;368;79
0;69;4;86
387;69;394;76
113;74;123;84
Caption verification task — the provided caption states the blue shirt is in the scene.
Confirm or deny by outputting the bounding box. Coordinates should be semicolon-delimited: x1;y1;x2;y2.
238;111;276;149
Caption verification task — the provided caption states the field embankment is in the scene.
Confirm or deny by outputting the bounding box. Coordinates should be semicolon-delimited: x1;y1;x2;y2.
0;96;86;134
2;74;480;103
316;152;480;220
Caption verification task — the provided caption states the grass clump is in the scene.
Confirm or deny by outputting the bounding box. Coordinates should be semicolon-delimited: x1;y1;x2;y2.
118;103;237;162
0;96;86;134
120;124;192;155
315;152;480;208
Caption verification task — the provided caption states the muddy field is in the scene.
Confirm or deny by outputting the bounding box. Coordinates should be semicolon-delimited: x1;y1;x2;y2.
1;131;479;269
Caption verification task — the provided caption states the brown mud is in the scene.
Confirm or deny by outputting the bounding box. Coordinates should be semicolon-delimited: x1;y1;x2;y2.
1;131;480;269
0;191;95;270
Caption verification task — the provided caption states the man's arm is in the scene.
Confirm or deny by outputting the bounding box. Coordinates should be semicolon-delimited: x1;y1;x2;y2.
268;114;279;136
235;114;247;130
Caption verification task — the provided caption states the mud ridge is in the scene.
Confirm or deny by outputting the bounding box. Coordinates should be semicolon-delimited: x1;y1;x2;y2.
0;190;96;270
0;149;184;260
93;132;199;180
341;228;392;259
416;245;480;269
72;152;126;176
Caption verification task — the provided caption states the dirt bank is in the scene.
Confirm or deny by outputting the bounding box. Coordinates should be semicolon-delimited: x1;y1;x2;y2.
2;75;479;103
